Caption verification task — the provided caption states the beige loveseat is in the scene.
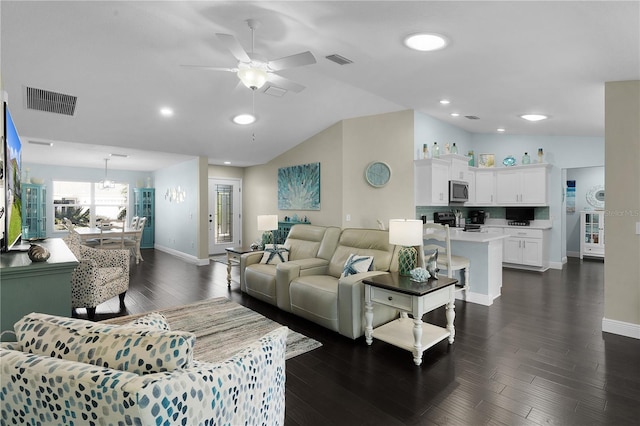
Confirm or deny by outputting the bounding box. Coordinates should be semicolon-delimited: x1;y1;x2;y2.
242;225;413;339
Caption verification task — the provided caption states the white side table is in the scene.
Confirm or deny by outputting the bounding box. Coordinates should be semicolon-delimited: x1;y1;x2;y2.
363;272;457;366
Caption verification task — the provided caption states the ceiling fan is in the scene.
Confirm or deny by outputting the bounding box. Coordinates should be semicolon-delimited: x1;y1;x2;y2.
184;19;316;93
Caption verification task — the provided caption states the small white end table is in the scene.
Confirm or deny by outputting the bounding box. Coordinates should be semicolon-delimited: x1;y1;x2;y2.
363;272;457;366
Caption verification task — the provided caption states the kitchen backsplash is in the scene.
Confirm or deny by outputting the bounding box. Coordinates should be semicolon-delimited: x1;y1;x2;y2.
415;206;550;221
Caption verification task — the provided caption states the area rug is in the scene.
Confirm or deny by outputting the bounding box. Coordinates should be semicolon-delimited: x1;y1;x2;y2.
103;297;321;362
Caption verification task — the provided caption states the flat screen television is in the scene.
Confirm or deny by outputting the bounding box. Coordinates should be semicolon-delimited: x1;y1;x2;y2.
505;207;534;222
1;102;23;252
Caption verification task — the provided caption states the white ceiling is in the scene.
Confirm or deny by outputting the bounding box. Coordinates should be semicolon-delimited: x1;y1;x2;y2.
2;1;639;172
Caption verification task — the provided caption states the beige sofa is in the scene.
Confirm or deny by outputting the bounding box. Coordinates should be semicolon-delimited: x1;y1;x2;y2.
242;225;414;339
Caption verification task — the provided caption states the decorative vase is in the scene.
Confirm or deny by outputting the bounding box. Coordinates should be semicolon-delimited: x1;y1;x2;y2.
432;142;440;158
261;231;273;247
28;244;50;262
397;246;417;276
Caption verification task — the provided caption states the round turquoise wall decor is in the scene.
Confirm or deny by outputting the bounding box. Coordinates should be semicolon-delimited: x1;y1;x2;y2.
365;161;391;187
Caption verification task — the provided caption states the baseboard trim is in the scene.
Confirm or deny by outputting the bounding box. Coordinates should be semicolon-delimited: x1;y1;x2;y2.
456;290;496;306
602;317;640;339
548;260;564;270
154;244;210;266
566;251;580;258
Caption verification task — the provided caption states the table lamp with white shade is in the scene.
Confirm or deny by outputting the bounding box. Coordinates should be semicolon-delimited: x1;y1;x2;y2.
257;215;279;248
389;219;423;276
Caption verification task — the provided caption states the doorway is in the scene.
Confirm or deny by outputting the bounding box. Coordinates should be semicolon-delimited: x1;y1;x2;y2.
208;178;242;254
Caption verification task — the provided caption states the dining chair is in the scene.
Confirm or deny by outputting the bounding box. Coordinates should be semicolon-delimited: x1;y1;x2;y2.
99;221;126;250
423;222;470;291
124;216;146;264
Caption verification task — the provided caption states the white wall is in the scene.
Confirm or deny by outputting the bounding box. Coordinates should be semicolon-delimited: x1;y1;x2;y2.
565;166;605;256
153;157;201;260
414;111;473;160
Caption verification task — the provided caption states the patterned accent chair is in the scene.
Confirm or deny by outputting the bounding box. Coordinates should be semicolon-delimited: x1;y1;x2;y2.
63;230;130;319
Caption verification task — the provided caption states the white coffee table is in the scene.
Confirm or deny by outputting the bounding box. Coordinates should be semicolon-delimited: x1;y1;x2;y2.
363;272;457;366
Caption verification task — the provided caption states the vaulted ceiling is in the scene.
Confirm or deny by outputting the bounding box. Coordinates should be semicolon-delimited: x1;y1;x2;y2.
2;1;639;171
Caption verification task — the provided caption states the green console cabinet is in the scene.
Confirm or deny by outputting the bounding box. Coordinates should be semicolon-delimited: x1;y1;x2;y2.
0;238;78;340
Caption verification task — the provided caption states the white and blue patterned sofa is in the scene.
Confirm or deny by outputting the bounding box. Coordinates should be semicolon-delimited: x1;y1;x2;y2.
0;313;287;425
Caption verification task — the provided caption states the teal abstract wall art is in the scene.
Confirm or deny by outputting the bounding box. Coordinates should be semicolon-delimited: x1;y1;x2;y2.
278;162;320;210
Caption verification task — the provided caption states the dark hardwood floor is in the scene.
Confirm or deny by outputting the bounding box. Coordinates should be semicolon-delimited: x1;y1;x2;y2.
75;250;640;425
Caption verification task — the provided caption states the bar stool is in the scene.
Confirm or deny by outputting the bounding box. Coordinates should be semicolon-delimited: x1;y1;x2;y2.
423;223;470;291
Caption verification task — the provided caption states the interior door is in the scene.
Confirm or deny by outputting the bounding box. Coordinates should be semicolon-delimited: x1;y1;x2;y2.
208;178;242;255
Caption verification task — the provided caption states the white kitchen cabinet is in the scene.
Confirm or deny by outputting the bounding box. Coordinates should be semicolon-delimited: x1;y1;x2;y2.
495;164;548;205
473;169;496;205
414;159;449;206
580;211;605;259
502;228;545;268
446;155;471;181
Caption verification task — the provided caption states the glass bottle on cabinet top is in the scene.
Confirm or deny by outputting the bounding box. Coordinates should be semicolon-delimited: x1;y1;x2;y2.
133;188;155;248
21;183;47;240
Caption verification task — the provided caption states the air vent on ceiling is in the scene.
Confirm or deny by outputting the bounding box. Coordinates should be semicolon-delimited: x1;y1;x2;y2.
325;54;353;65
263;85;287;97
110;153;129;158
24;86;77;116
465;115;480;120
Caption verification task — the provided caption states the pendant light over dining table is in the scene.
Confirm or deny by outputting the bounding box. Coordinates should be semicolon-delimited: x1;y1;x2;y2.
101;158;115;189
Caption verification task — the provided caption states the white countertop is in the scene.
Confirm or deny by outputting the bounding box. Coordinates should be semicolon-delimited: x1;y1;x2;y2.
448;228;508;243
483;219;552;230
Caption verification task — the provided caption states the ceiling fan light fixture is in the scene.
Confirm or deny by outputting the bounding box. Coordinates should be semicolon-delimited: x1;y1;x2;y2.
403;33;448;52
232;113;256;125
237;67;268;90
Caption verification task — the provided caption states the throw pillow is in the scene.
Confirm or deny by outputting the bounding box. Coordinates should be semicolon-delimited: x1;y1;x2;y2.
341;254;374;278
15;313;195;375
424;249;439;279
127;312;170;331
260;244;290;265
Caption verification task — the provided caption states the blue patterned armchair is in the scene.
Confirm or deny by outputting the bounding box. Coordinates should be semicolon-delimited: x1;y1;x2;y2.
63;230;130;318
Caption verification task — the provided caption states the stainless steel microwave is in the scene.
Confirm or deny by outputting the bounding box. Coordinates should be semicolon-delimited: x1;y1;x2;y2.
449;180;469;203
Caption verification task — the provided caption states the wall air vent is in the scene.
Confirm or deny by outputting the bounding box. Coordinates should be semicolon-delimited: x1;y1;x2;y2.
24;86;77;116
465;115;480;120
325;54;353;65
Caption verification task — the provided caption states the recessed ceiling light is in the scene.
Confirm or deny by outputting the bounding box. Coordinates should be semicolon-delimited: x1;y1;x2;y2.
223;161;231;165
439;99;451;105
497;128;506;132
232;114;256;125
450;113;460;117
160;107;174;117
403;33;448;52
520;114;548;122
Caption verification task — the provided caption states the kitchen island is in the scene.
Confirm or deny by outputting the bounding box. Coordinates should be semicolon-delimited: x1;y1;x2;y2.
446;228;507;306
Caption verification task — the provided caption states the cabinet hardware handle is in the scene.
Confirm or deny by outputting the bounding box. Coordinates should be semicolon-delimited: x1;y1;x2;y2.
388;296;393;301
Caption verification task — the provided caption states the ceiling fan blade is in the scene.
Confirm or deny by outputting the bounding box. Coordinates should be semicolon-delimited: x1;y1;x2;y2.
216;33;251;63
266;73;306;93
268;51;316;71
181;65;238;72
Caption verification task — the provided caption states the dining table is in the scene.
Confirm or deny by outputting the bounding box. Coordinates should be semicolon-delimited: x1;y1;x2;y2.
73;226;143;263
